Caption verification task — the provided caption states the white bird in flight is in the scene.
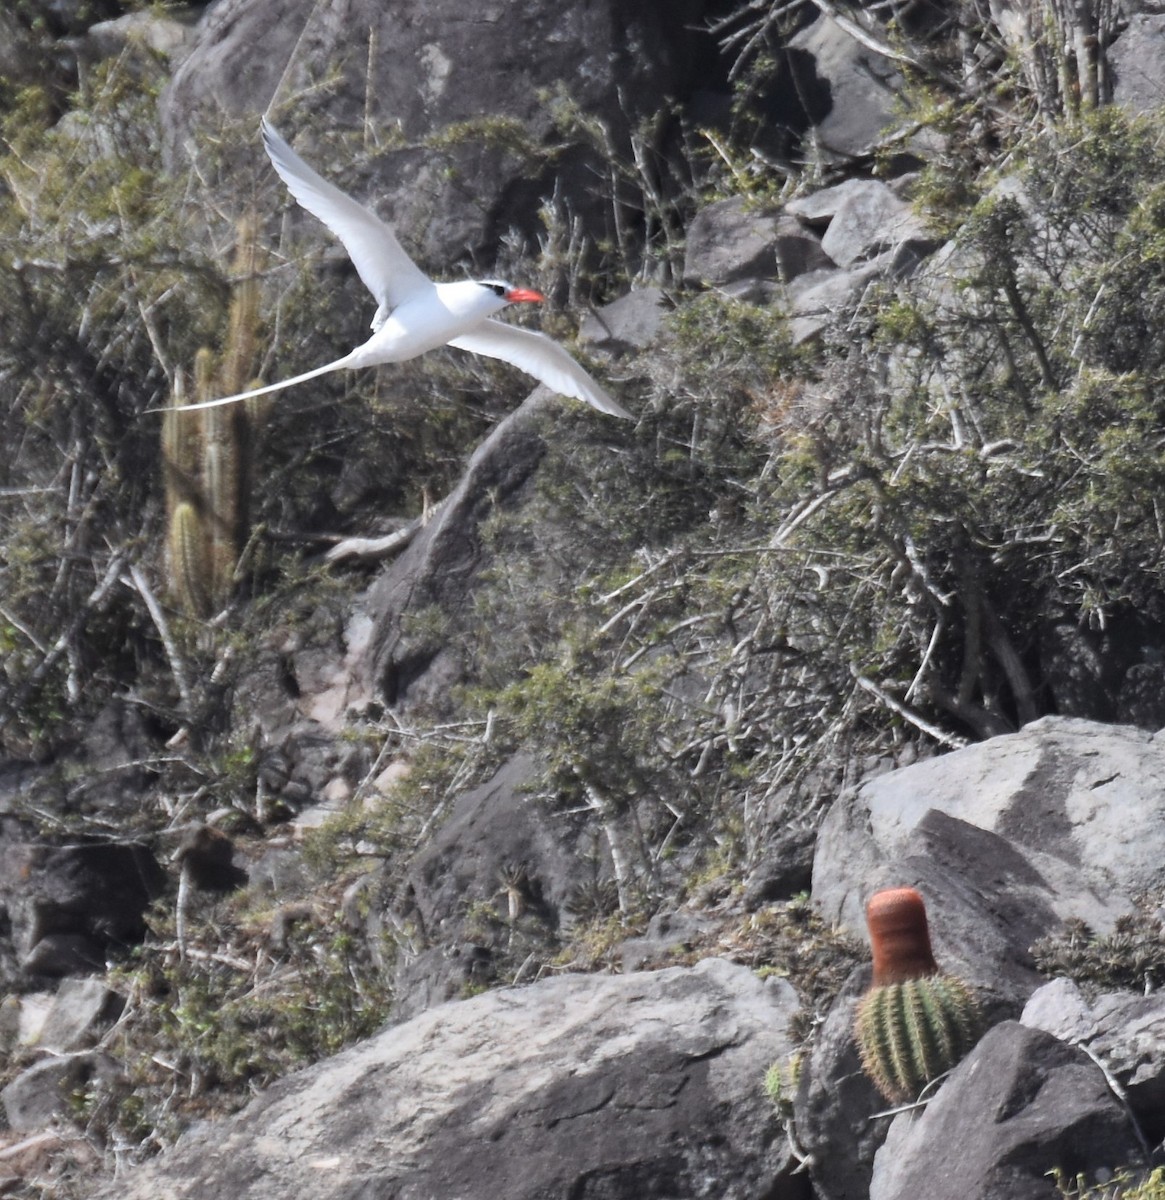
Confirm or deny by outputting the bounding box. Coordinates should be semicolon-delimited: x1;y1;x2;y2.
171;118;632;420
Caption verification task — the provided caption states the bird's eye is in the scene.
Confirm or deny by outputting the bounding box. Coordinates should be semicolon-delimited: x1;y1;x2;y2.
485;282;507;297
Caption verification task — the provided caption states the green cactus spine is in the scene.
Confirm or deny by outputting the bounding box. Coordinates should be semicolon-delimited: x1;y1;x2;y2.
854;972;982;1103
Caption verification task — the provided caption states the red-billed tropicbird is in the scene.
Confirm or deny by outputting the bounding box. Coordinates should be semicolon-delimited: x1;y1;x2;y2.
169;119;631;420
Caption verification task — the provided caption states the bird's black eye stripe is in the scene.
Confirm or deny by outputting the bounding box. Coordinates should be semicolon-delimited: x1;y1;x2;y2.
485;282;506;296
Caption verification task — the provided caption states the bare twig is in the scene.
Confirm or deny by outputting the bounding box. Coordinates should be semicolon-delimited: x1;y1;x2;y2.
125;563;195;717
0;550;127;731
852;669;969;749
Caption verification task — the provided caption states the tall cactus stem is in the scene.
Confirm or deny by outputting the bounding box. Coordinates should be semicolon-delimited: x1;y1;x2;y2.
166;502;211;617
159;215;266;615
221;209;261;396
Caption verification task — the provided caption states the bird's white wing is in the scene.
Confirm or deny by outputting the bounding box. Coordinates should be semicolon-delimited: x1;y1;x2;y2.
447;320;633;420
261;118;430;312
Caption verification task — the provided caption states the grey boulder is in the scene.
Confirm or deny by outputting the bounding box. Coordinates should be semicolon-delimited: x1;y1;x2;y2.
814;716;1165;939
869;1022;1145;1200
784;15;902;161
682;196;832;290
1024;978;1165;1146
161;0;707;269
3;1052;121;1133
98;958;808;1200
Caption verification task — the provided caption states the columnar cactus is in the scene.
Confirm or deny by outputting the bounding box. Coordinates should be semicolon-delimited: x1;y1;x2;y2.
166;501;211;618
854;886;983;1103
161;214;267;616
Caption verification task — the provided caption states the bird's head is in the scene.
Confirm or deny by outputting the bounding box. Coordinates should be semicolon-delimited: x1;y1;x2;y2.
479;279;545;305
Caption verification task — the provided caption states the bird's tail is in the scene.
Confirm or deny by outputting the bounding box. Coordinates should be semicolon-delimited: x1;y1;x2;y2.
148;353;354;414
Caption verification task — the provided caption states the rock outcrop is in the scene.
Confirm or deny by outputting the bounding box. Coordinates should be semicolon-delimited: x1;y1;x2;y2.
869;1023;1146;1200
1024;979;1165;1147
95;958;808;1200
813;716;1165;938
160;0;712;269
0;829;165;985
786;717;1165;1199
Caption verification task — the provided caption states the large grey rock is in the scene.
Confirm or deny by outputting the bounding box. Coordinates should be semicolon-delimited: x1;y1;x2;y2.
785;15;902;161
785;179;873;227
2;1052;120;1132
682;196;786;288
20;933;105;977
389;753;613;1019
682;197;834;290
1020;977;1093;1038
0;836;166;984
28;977;123;1053
814;717;1165;939
1024;979;1165;1145
73;9;196;63
783;258;885;344
773;212;837;282
619;909;716;972
68;698;157;811
1110;13;1165;116
818;180;922;269
98;959;809;1200
580;287;668;352
161;0;708;270
869;1022;1145;1200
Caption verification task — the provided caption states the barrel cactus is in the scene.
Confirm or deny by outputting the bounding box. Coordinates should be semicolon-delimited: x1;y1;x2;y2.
854;886;983;1103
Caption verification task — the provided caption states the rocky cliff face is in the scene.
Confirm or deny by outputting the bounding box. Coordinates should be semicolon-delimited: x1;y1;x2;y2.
4;1;1165;1198
161;0;712;270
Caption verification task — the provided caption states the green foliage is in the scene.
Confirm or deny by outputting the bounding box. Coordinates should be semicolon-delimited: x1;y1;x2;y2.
721;106;1165;747
0;62;171;753
496;651;668;797
854;974;983;1103
763;1052;802;1116
1054;1167;1165;1200
103;894;393;1145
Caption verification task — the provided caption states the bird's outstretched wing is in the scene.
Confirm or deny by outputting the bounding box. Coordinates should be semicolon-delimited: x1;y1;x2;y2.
261;118;430;313
447;320;633;419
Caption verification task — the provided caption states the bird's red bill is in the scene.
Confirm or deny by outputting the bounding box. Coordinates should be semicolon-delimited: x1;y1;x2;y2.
505;287;545;303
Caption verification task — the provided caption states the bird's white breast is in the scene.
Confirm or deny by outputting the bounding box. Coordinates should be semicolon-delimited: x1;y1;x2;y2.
346;281;509;367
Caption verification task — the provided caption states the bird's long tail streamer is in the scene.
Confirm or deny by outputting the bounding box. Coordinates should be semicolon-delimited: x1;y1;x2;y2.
149;354;352;414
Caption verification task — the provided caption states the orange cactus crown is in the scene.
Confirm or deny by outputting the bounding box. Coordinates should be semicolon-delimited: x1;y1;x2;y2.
865;886;940;986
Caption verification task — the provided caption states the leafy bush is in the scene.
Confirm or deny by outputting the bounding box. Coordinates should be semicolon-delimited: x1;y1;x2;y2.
99;891;393;1151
